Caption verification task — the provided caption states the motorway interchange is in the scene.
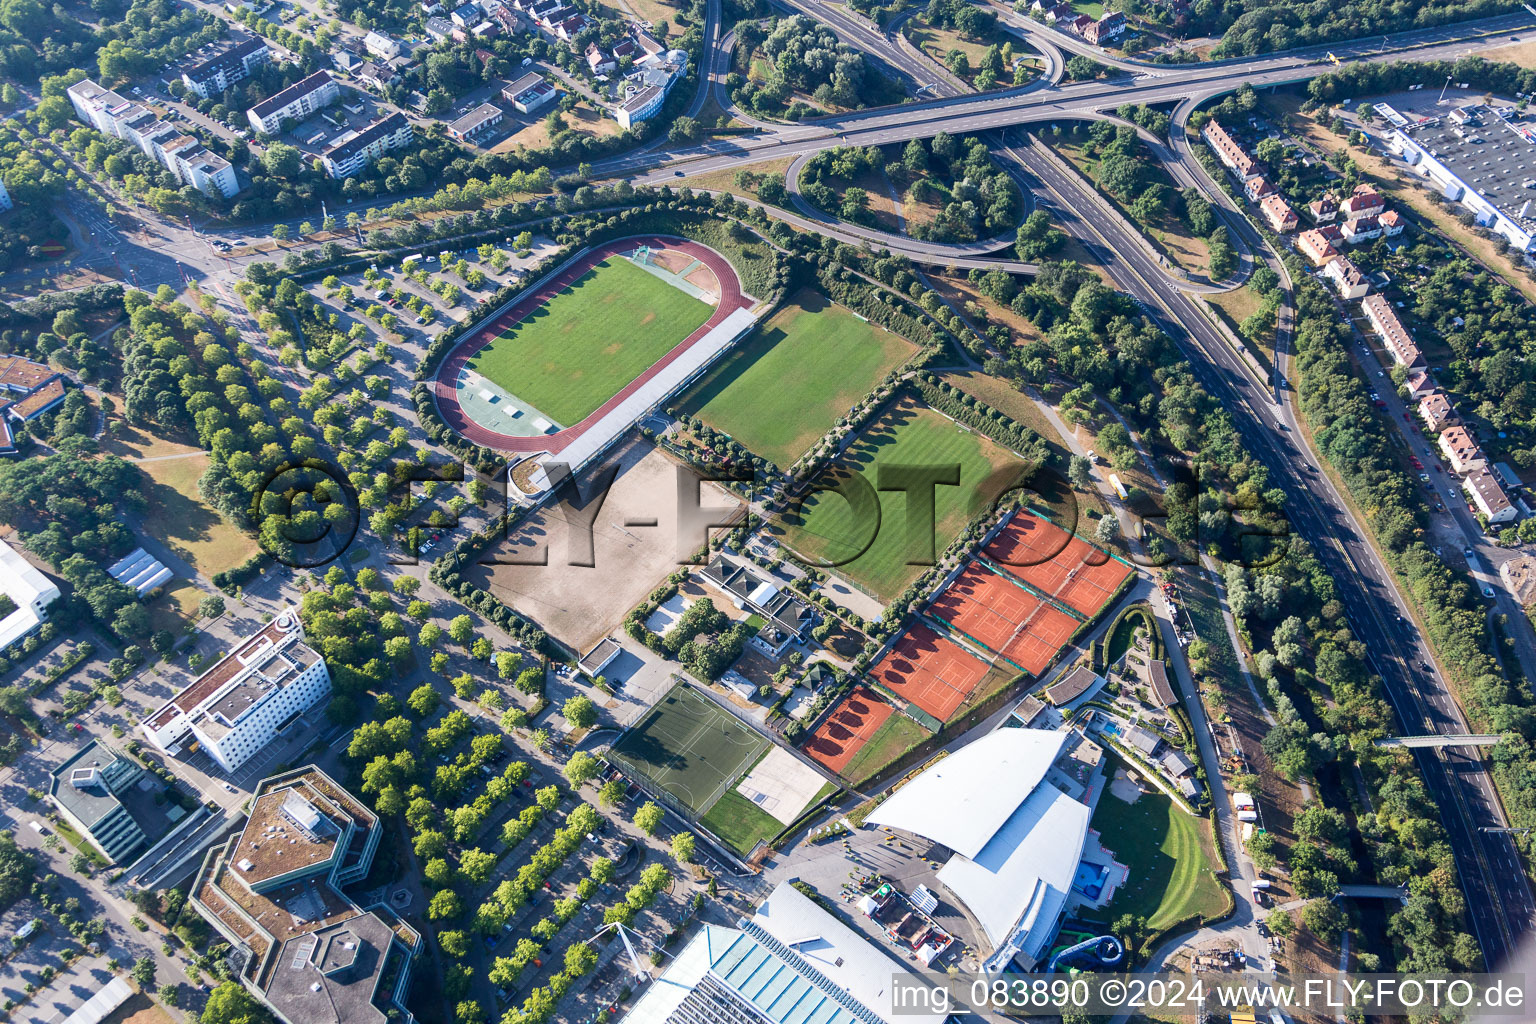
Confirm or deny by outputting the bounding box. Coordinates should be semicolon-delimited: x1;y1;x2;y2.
38;0;1536;978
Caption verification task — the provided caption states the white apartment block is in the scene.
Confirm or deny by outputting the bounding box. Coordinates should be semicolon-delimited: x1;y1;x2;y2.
66;80;240;197
140;609;330;773
247;71;340;134
182;37;271;100
321;112;413;178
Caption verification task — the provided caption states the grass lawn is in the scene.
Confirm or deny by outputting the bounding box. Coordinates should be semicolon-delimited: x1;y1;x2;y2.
1089;779;1227;931
679;289;916;468
136;454;258;581
1072;0;1105;16
147;580;204;637
699;789;784;855
842;712;931;786
771;398;1022;600
1205;284;1276;375
1106;605;1153;666
468;256;712;426
490;102;622;155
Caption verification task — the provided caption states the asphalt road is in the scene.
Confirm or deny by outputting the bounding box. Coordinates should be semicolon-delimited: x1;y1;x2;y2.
1011;129;1534;966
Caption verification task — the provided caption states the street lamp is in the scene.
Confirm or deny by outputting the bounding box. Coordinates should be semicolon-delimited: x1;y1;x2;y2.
1438;74;1454;103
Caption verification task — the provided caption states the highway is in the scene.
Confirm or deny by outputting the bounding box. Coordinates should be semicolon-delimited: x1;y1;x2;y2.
48;0;1536;968
710;1;1536;965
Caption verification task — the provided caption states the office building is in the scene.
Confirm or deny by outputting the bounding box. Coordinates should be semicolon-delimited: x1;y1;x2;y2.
445;101;504;141
0;535;58;650
140;609;330;773
49;740;188;864
190;767;418;1024
504;71;555;112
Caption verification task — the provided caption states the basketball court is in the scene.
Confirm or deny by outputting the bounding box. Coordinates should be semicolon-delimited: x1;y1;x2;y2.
868;622;992;722
733;746;828;825
804;688;894;775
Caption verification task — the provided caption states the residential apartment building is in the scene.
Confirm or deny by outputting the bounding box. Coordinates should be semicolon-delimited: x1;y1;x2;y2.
1360;294;1422;368
1308;193;1339;223
364;30;402;58
320;112;412;178
190;767;419;1024
247;70;340;134
1419;391;1457;432
1465;467;1517;523
1406;369;1436;399
1259;193;1297;232
1323;256;1369;299
139;609;330;773
182;36;271;99
1340;184;1385;220
66;80;240;197
1082;11;1125;44
1297;226;1339;266
1244;176;1277;202
1439;425;1487;475
1202;120;1259;180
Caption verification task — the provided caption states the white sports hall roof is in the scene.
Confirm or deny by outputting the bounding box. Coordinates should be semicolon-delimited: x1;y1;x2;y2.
868;728;1090;970
867;728;1065;859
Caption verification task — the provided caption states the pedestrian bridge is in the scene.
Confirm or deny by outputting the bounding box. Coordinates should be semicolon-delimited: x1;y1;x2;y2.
1374;734;1502;748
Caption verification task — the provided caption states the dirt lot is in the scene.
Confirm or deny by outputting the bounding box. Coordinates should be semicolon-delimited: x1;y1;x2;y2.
464;437;744;651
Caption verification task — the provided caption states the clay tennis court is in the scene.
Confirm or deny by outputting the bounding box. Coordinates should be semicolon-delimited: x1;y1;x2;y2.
986;515;1132;618
929;563;1047;654
928;560;1082;676
867;622;991;722
997;603;1081;676
804;688;894;774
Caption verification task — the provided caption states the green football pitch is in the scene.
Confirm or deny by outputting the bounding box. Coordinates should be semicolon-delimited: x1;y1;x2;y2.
771;399;1023;601
610;684;768;816
465;257;713;427
678;289;915;468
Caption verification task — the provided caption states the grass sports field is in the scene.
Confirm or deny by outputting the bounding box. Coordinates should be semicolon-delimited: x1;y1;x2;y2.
771;398;1023;600
609;684;767;817
841;712;932;786
678;288;915;468
700;790;784;856
1088;776;1228;931
466;256;712;426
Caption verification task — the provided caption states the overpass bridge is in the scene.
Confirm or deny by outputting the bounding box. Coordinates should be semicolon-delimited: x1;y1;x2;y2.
1374;734;1503;748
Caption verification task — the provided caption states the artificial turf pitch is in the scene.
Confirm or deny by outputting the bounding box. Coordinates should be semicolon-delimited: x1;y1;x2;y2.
609;684;768;816
678;288;915;468
464;256;712;427
771;399;1023;600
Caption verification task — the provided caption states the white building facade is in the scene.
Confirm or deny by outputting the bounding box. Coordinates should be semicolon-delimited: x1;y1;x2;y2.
1387;128;1536;251
247;71;340;134
67;80;241;197
140;609;330;773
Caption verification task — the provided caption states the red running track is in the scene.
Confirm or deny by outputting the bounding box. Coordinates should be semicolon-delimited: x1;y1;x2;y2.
431;235;748;454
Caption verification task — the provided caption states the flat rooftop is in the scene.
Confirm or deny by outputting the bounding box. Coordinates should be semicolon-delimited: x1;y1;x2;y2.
1395;101;1536;227
150;610;308;729
230;784;343;886
265;912;396;1024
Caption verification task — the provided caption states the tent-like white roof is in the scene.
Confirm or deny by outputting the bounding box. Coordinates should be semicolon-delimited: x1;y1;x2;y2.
751;881;945;1024
867;728;1065;859
938;781;1090;963
867;728;1091;970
